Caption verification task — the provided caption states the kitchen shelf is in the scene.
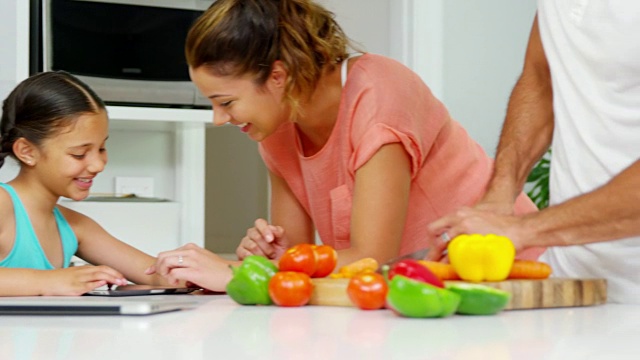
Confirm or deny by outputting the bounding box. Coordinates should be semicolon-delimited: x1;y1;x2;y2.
60;200;182;257
107;105;212;123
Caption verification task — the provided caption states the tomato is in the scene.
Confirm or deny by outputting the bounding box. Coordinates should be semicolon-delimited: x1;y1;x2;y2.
278;244;317;276
268;271;314;307
311;245;337;278
347;272;388;310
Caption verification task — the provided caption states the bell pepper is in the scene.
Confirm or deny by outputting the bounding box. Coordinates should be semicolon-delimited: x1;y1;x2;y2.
386;275;460;318
447;234;515;282
446;282;511;315
388;259;444;288
226;255;278;305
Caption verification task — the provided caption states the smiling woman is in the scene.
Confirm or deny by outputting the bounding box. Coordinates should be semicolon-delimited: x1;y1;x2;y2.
141;0;543;294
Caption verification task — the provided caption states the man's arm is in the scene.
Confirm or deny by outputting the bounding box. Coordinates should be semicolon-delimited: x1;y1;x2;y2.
518;159;640;248
480;14;555;211
429;159;640;251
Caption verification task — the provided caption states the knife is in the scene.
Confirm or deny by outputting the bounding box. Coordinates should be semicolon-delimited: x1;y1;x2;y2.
379;247;432;270
378;243;450;270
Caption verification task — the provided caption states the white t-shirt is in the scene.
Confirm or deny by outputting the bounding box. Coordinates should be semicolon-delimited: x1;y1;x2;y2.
537;0;640;303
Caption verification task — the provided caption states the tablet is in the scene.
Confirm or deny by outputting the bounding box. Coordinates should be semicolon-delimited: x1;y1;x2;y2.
84;284;199;297
0;296;200;315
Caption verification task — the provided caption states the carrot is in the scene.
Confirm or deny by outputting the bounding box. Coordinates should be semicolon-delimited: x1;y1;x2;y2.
417;260;460;281
329;257;379;278
507;260;552;279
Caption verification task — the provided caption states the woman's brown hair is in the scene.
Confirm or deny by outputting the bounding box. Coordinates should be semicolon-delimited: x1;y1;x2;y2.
186;0;352;116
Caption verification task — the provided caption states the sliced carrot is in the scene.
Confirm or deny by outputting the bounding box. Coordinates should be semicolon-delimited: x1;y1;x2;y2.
333;257;379;278
507;260;552;279
417;260;460;281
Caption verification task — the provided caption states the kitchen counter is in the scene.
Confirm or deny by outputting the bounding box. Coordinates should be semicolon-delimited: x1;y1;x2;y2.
0;295;637;360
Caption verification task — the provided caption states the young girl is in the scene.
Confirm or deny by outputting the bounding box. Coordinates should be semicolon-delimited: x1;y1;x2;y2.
148;0;544;291
0;71;177;296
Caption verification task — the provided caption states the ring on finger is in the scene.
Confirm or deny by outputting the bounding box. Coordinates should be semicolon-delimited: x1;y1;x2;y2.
177;255;184;266
441;232;451;242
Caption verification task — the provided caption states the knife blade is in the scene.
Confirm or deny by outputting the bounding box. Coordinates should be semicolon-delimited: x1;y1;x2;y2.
379;247;432;270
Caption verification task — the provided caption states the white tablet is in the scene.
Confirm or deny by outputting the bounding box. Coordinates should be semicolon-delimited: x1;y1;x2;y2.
0;295;200;315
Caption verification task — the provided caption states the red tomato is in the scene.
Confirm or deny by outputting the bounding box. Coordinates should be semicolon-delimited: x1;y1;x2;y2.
311;245;337;278
268;271;314;307
347;272;388;310
278;244;317;276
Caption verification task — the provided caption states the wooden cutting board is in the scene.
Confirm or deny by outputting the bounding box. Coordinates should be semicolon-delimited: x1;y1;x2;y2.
309;277;607;310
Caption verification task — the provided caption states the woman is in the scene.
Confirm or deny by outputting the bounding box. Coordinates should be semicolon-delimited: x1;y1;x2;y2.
149;0;542;291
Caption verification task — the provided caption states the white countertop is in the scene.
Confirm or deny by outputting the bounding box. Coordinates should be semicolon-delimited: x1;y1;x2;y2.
0;295;637;360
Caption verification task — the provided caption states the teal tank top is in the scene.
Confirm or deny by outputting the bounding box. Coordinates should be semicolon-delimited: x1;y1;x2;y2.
0;183;78;269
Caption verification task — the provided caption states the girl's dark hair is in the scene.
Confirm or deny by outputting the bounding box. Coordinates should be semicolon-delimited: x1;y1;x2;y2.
186;0;353;117
0;71;106;168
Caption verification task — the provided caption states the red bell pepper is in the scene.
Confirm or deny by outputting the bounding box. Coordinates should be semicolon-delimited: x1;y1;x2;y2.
387;259;445;288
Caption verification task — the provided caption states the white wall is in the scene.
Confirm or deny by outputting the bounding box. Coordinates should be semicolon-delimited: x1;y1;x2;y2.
317;0;391;56
427;0;537;157
0;1;29;101
0;1;29;182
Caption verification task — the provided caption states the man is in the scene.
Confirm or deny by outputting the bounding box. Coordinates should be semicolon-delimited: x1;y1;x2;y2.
429;1;640;303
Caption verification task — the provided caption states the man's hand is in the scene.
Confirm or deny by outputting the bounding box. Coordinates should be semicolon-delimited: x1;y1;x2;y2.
428;207;527;252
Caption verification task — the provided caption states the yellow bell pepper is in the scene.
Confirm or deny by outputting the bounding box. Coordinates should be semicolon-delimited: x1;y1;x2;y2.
447;234;515;282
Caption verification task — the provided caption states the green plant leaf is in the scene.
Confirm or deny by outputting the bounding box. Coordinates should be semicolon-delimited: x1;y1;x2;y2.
526;149;551;209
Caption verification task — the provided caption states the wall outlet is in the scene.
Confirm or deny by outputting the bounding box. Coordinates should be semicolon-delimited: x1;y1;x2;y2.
115;177;154;197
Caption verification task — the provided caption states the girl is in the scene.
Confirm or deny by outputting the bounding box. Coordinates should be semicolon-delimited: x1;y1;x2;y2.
148;0;543;291
0;71;176;296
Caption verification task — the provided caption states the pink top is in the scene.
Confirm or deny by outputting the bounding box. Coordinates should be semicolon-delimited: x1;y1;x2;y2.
259;54;541;259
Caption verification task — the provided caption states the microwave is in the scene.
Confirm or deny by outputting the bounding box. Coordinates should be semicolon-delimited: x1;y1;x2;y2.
30;0;214;108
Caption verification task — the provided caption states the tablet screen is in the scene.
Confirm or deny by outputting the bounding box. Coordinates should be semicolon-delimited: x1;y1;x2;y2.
84;285;199;297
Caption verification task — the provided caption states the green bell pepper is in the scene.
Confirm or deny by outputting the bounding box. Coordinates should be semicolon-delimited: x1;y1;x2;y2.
445;282;511;315
386;275;460;318
226;255;278;305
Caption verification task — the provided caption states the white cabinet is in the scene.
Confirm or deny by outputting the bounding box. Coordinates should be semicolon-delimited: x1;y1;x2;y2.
61;107;210;256
0;1;209;256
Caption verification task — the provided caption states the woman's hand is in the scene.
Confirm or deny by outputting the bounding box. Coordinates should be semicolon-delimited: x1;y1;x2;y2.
41;265;128;296
145;243;233;292
236;218;289;260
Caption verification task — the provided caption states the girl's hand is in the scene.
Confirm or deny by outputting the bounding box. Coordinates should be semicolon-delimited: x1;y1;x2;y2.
145;243;233;292
42;266;128;296
236;218;288;260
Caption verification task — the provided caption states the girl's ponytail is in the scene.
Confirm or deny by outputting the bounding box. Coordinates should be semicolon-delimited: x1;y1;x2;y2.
0;96;19;169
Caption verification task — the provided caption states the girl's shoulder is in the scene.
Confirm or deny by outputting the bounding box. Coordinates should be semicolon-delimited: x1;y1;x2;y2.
0;185;14;220
55;204;103;242
55;205;92;227
0;186;16;248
